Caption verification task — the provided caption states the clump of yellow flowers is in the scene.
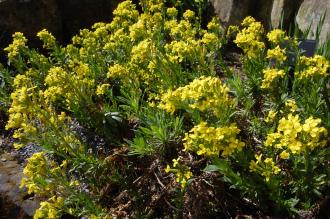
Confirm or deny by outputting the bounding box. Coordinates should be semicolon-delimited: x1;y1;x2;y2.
183;122;245;157
264;110;277;123
159;76;234;117
298;55;329;79
265;113;327;153
165;157;193;190
34;196;64;219
234;16;265;58
261;68;285;89
285;99;298;113
4;32;28;61
37;29;57;50
249;154;281;182
266;46;286;63
20;152;73;196
267;29;288;44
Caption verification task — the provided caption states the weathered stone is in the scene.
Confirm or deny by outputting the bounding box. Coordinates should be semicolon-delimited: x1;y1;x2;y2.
208;0;252;26
0;0;123;63
296;0;330;44
58;0;123;43
0;153;39;218
208;0;278;30
271;0;303;29
0;0;62;45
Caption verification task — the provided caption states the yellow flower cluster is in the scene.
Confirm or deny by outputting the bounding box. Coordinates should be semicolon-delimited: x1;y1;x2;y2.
298;55;329;79
166;7;178;18
183;122;245;157
264;110;277;123
107;63;129;80
267;29;288;44
44;62;96;108
21;152;48;194
98;0;224;91
234;16;265;58
165;157;193;190
249;154;281;182
207;17;223;34
37;29;56;49
21;152;70;195
159;76;233;116
166;18;197;40
261;68;285;89
6;70;84;154
266;46;286;62
34;196;64;219
96;84;110;96
165;39;200;63
285;99;298;112
265;114;328;153
110;0;139;30
226;25;239;38
5;75;40;149
4;32;28;61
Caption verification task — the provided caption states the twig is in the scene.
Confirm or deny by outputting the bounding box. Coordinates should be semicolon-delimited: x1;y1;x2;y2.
164;198;181;211
154;171;166;189
133;176;142;184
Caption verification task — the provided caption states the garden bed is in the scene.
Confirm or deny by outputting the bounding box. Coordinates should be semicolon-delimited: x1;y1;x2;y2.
0;1;330;218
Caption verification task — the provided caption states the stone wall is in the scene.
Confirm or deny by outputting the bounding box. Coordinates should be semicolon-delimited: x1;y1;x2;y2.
296;0;330;44
0;0;122;61
209;0;330;44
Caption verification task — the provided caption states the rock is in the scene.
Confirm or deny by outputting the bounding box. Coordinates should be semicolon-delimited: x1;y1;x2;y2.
208;0;279;30
0;153;39;218
208;0;252;26
57;0;123;43
271;0;303;29
0;0;62;43
0;0;62;62
0;0;123;62
296;0;330;44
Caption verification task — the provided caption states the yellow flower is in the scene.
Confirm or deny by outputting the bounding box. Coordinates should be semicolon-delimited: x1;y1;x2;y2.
37;29;56;49
266;46;286;62
261;68;285;89
242;16;256;27
298;55;329;79
202;32;219;47
285;99;298;112
234;17;265;58
165;158;193;190
280;150;290;159
183;122;245;157
4;32;28;61
172;158;180;167
249;155;281;182
226;25;239;38
34;196;64;219
159;76;233;117
265;110;277;123
165;165;171;173
167;7;178;17
96;84;110;96
207;17;223;34
183;10;195;21
267;29;288;44
265;113;327;154
107;64;128;79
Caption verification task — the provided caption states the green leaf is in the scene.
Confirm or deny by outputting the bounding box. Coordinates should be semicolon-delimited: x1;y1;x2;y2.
203;164;220;172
